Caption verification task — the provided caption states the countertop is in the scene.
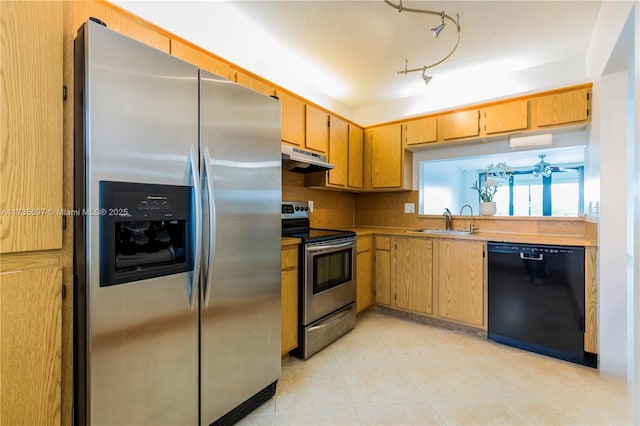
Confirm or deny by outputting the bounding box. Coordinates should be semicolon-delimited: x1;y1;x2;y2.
281;237;301;247
342;226;597;247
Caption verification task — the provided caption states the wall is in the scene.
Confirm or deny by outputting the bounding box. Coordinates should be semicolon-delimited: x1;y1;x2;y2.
282;171;355;228
584;0;638;389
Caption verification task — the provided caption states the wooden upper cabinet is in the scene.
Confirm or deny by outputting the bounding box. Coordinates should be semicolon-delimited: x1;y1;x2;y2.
535;88;590;127
348;125;364;189
73;1;170;52
1;267;62;425
233;69;276;97
404;116;437;146
482;100;528;134
440;110;480;140
305;105;328;154
1;1;63;253
437;239;485;327
278;91;305;147
365;124;411;190
327;116;348;187
170;39;230;79
393;238;433;315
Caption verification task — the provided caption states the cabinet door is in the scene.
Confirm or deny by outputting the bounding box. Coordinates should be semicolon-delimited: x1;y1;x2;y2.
1;1;63;253
170;39;231;79
535;88;589;127
483;100;528;134
234;69;276;97
281;268;298;355
440;110;480;140
73;1;170;52
404;117;437;146
348;125;364;189
393;238;433;314
1;267;62;425
305;105;328;154
437;240;484;326
327;116;348;187
278;91;305;147
281;246;298;354
366;124;403;189
374;237;391;305
356;237;373;313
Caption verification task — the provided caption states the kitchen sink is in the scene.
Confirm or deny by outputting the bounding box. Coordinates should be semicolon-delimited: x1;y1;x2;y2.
406;229;473;236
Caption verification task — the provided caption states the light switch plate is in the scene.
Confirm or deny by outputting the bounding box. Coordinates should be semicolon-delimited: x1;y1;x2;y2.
404;203;415;214
308;200;314;212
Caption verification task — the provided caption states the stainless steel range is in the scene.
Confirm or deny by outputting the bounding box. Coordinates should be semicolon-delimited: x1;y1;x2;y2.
282;201;356;359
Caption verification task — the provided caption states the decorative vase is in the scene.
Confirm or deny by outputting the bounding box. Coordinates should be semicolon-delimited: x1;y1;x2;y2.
479;201;497;216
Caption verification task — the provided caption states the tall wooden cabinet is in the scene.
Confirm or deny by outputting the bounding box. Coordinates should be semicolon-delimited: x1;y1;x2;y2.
1;2;65;424
1;268;62;425
1;1;64;254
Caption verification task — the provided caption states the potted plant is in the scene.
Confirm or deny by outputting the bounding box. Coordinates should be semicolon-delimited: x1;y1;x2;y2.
471;162;511;216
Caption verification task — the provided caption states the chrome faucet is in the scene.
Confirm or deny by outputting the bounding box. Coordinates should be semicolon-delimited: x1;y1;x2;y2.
459;204;477;233
443;208;452;230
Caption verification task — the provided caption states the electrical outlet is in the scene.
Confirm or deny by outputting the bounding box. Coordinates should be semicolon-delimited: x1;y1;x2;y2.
308;200;314;212
404;203;415;214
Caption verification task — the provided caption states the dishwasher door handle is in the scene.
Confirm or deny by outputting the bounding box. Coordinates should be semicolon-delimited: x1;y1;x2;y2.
520;252;544;261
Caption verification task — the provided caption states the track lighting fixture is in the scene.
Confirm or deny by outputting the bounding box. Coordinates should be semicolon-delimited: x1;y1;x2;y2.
431;12;446;38
385;0;461;85
421;67;432;85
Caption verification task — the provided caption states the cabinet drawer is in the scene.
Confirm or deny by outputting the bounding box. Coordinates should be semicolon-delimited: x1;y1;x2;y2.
357;236;372;253
375;236;390;250
281;246;298;270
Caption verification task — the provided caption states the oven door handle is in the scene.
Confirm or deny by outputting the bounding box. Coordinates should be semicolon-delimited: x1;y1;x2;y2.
306;240;354;252
307;304;354;331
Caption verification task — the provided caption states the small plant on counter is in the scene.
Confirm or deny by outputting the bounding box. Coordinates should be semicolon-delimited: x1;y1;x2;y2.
471;178;499;202
471;162;512;202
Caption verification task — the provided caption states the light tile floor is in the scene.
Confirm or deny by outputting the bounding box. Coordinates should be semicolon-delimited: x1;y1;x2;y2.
238;311;632;426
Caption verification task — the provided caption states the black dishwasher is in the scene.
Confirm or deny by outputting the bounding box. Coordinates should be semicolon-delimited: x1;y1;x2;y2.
487;242;595;367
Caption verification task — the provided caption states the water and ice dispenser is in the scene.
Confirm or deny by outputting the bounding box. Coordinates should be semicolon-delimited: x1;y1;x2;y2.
99;181;193;286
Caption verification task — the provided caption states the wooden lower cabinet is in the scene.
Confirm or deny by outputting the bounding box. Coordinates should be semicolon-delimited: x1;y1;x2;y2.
281;245;299;355
356;236;373;313
0;267;62;425
436;239;485;327
374;237;391;305
393;238;433;315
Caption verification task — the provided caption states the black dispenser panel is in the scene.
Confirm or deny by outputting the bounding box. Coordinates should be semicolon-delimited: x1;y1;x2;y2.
99;181;193;286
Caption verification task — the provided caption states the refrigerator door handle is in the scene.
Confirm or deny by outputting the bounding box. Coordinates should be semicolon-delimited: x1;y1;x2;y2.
189;144;202;309
202;146;216;307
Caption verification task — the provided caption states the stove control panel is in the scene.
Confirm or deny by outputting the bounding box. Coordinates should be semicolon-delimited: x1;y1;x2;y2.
282;201;309;219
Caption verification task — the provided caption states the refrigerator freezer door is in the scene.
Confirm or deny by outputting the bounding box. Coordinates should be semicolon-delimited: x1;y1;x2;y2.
199;70;282;424
80;22;199;425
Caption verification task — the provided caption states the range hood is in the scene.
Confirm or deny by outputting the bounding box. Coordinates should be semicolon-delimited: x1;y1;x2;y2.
281;144;334;174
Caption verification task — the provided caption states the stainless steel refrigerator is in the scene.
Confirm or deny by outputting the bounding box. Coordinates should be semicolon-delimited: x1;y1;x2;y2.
74;21;281;425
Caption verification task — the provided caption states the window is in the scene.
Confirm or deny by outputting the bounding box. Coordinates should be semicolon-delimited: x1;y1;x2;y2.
483;167;583;216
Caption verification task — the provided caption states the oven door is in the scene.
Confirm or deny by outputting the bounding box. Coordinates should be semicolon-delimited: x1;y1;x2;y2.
303;237;356;325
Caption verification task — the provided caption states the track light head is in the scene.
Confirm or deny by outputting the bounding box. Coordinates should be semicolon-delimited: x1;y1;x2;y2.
431;12;446;37
421;67;432;85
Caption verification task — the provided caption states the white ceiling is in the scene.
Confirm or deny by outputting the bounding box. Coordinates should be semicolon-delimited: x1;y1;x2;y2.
114;1;602;120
